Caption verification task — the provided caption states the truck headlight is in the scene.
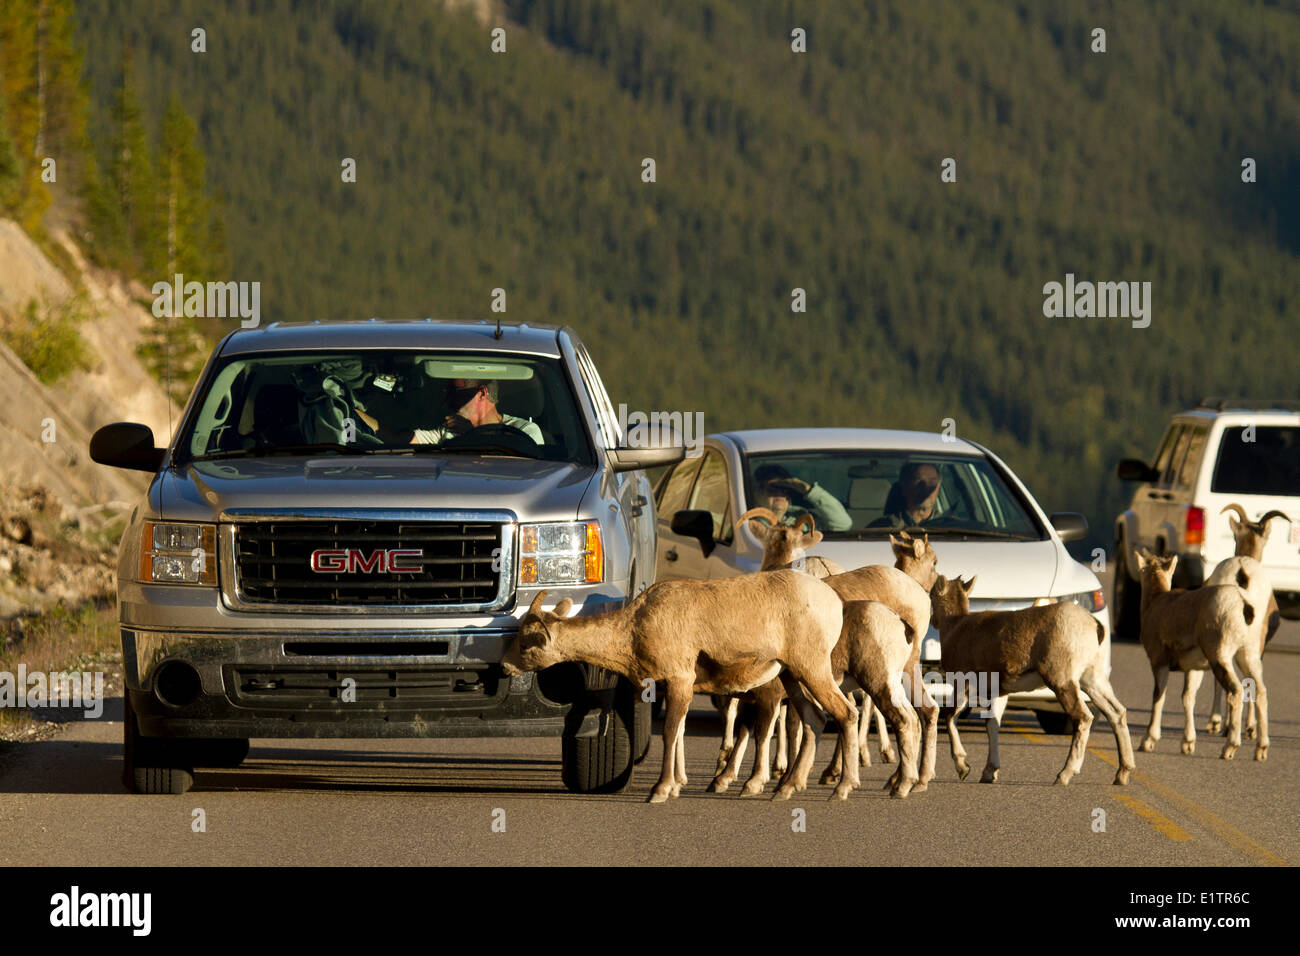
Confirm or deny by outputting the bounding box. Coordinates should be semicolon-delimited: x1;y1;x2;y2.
519;521;603;585
139;521;217;585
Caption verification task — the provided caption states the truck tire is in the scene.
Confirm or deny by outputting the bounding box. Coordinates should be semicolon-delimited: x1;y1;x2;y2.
1112;537;1142;641
633;686;652;765
122;698;194;795
561;681;637;793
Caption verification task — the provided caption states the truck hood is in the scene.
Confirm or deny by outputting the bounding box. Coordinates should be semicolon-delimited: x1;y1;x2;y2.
807;538;1065;600
153;455;598;523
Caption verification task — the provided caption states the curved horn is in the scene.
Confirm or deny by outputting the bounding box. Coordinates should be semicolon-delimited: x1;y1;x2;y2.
734;507;779;536
1219;503;1250;525
1259;510;1292;526
526;590;549;617
795;513;816;534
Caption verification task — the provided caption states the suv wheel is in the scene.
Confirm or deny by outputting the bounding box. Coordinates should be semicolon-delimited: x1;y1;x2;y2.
561;679;638;793
1112;537;1142;641
123;697;194;795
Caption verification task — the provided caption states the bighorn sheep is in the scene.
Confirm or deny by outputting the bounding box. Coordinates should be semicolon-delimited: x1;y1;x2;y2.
930;575;1136;786
711;508;844;780
1204;504;1288;736
820;531;937;785
499;572;862;802
1134;549;1267;761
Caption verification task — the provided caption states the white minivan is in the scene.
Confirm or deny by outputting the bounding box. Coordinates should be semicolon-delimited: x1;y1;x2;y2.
1112;399;1300;639
652;428;1110;734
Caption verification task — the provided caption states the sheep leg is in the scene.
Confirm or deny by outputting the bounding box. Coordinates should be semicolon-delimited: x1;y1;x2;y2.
1210;656;1243;760
716;696;739;775
740;692;783;795
675;719;688;787
709;719;751;793
773;677;823;799
908;662;939;790
1179;668;1204;755
946;679;972;781
1139;664;1170;752
797;670;860;800
650;678;691;803
774;701;789;774
1235;649;1268;762
979;694;1010;783
1079;669;1135;785
1049;682;1093;785
780;698;803;775
1207;682;1224;735
874;705;895;764
867;675;920;797
856;690;874;766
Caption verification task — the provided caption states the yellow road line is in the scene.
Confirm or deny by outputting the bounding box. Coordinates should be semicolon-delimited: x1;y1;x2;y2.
1088;747;1289;866
1006;726;1288;864
1111;793;1192;841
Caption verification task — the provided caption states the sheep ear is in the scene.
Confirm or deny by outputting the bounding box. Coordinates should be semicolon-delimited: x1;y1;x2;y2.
1227;514;1241;534
961;575;977;593
553;597;575;618
527;590;549;617
912;537;925;559
805;529;823;547
746;518;770;539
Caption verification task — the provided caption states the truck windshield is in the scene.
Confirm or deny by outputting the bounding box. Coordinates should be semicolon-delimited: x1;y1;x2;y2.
741;450;1044;539
178;350;595;465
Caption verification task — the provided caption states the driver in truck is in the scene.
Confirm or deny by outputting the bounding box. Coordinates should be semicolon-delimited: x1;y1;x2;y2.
356;377;543;446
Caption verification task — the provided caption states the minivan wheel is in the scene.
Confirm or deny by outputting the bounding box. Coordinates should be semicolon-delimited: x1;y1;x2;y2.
1112;538;1142;641
561;680;637;794
123;698;194;795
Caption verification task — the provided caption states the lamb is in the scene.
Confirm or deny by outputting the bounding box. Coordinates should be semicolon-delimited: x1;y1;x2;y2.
820;531;937;786
1203;504;1288;736
710;508;844;779
930;575;1136;786
499;572;862;802
1134;549;1267;761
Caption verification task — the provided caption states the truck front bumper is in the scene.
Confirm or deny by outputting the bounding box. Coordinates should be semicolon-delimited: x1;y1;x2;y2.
123;628;603;739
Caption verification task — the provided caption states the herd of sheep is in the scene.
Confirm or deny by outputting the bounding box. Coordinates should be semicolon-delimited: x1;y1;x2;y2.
500;504;1279;803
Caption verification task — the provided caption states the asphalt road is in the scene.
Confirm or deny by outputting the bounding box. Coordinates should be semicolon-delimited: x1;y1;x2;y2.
2;572;1296;866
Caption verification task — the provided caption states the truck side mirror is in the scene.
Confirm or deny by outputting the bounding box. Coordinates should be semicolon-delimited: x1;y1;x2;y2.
90;422;166;473
671;509;716;558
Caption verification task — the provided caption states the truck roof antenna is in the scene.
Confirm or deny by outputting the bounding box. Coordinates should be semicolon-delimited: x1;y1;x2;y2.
494;315;502;339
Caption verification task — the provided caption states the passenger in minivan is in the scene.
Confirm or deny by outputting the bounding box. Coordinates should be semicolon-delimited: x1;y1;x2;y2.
869;462;944;528
753;464;852;532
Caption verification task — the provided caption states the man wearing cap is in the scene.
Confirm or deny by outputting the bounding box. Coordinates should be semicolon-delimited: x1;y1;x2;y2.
356;378;543;445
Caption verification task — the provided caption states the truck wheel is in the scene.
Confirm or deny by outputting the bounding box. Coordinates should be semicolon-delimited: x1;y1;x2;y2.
561;682;636;794
122;699;194;795
633;687;652;765
1035;710;1075;735
1112;537;1142;641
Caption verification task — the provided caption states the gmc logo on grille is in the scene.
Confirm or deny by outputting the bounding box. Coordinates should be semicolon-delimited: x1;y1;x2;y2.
309;549;424;573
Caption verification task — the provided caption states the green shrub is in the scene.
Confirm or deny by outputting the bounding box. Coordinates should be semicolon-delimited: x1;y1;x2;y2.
1;296;94;384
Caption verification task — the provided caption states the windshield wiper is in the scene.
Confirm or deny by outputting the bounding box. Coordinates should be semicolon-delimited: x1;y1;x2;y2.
913;527;1039;540
194;443;380;461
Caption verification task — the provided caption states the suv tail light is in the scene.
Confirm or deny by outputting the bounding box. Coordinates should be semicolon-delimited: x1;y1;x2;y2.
1185;506;1205;546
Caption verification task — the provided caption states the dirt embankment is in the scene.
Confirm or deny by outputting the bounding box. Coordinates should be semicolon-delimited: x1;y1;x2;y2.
0;219;176;619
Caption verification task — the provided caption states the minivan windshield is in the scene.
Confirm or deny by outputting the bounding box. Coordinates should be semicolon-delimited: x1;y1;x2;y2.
741;450;1044;540
178;350;595;466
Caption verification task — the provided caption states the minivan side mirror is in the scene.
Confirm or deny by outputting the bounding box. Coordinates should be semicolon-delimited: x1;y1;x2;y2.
609;423;687;473
1049;512;1089;543
90;422;166;473
671;509;716;557
1116;458;1159;482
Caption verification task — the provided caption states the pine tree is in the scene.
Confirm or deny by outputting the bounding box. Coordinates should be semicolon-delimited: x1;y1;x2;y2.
107;49;156;271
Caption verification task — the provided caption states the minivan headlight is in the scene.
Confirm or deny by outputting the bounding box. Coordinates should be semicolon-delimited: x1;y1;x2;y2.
519;521;603;585
139;521;217;585
1034;589;1106;612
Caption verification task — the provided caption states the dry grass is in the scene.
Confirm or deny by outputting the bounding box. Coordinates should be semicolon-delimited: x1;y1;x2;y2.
0;598;118;738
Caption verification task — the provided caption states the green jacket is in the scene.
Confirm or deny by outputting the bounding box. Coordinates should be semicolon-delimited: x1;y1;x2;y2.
779;482;852;532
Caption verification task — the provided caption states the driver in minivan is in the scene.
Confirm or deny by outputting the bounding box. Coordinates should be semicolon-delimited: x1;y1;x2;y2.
356;378;543;445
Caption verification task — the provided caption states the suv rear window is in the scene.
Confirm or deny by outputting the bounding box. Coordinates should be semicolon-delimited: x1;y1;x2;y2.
1211;426;1300;496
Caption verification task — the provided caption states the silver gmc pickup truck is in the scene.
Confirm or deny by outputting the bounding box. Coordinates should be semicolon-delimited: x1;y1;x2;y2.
90;319;683;795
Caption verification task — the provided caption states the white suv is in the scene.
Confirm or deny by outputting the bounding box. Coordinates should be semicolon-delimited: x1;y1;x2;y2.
1112;399;1300;639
